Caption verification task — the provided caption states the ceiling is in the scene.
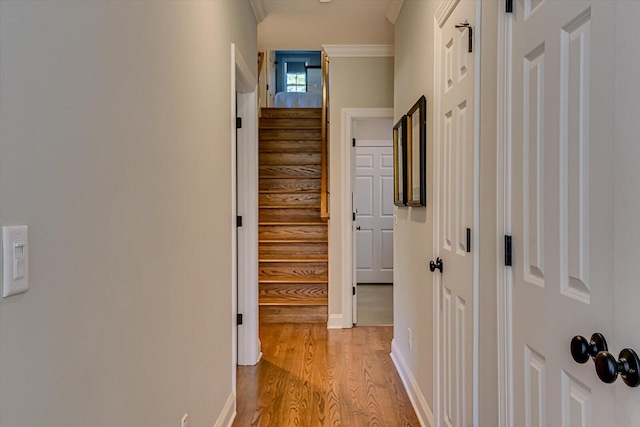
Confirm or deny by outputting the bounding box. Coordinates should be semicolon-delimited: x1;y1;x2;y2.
251;0;404;50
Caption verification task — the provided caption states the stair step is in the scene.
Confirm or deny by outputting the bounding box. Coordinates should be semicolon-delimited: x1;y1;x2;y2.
260;178;321;193
259;278;328;284
259;193;320;207
261;108;322;119
259;283;328;302
259;258;327;263
260;305;327;323
259;241;328;260
259;152;321;166
260;128;321;141
260;140;322;153
259;261;327;280
260;165;321;178
259;207;321;222
259;224;327;241
260;118;321;129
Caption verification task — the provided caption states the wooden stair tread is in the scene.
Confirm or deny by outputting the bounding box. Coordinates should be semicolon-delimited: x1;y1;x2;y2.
259;258;327;263
259;300;327;306
259;205;321;209
259;222;325;226
259;239;327;244
259;279;328;284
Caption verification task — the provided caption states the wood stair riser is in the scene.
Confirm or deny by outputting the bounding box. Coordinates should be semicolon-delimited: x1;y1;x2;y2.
260;178;321;193
259;193;320;207
259;152;321;166
259;224;327;241
259;128;321;141
259;165;322;178
260;140;322;153
260;118;321;129
260;208;322;222
259;263;328;281
259;305;328;323
259;241;328;260
261;108;322;119
259;283;328;302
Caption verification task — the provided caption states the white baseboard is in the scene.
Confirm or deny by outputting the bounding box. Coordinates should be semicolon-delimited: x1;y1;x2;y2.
390;339;435;427
327;314;344;329
214;391;236;427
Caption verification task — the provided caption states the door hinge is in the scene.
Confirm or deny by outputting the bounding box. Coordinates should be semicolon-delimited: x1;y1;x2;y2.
506;0;513;13
237;215;243;227
504;235;513;266
236;117;242;129
352;138;356;147
466;228;471;253
353;212;356;221
266;84;269;90
237;313;243;325
455;22;473;53
353;286;356;296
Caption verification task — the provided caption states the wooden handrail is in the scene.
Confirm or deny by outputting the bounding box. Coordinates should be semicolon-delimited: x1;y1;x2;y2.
320;53;330;220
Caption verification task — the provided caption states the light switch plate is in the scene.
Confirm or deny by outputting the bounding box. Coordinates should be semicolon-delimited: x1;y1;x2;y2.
3;225;29;298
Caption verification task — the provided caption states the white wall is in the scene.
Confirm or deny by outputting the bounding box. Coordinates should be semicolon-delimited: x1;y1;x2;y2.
393;0;498;424
327;57;395;320
0;1;256;426
257;1;394;51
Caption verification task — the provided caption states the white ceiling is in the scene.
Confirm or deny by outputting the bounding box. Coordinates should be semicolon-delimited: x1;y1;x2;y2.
251;0;404;51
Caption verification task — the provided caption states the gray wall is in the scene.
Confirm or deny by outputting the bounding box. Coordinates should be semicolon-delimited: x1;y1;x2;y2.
327;56;394;317
393;0;498;423
0;1;256;425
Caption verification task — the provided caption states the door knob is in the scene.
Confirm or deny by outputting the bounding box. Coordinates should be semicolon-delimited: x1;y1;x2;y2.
356;226;361;230
595;348;640;387
429;257;443;273
571;333;608;364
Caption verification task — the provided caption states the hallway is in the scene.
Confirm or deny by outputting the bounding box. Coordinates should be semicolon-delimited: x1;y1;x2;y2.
235;324;419;426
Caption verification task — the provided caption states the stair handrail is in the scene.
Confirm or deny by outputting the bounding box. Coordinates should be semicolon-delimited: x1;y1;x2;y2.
320;53;330;220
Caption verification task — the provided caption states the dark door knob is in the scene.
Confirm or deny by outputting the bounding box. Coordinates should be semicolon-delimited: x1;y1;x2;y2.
356;226;361;230
595;348;640;387
571;333;608;364
429;257;443;273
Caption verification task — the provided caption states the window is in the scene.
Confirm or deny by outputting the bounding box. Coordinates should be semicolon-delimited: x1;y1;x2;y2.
286;72;306;92
285;61;307;92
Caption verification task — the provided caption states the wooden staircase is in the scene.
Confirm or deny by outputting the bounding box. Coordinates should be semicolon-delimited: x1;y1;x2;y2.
259;108;328;323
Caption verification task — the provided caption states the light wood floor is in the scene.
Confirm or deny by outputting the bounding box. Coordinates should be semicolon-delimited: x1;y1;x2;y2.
235;323;419;427
356;284;393;326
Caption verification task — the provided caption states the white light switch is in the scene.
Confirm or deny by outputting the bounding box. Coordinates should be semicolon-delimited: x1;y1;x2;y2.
3;226;29;298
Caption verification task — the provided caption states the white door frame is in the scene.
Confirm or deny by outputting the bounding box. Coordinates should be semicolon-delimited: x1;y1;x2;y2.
495;7;513;427
339;108;394;329
432;0;482;425
232;43;261;375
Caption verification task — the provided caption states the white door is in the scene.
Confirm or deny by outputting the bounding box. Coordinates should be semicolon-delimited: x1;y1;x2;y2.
355;142;394;284
505;1;618;426
435;1;476;426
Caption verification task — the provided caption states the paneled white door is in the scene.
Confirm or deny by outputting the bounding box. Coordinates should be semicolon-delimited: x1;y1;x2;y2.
505;1;617;426
435;1;476;426
355;142;394;284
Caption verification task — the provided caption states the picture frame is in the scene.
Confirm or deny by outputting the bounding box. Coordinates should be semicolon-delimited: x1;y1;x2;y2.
406;95;427;207
393;115;408;206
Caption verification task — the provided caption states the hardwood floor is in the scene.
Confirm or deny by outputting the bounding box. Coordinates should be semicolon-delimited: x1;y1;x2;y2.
235;323;419;427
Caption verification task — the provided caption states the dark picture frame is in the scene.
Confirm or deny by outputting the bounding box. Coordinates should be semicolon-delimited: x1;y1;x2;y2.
406;95;427;207
393;115;408;206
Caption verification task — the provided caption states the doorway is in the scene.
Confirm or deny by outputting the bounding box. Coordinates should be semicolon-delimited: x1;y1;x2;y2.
351;116;395;326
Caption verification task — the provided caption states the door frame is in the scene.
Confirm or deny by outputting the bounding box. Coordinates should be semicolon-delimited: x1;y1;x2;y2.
432;0;482;425
496;6;513;427
231;43;261;371
337;108;394;329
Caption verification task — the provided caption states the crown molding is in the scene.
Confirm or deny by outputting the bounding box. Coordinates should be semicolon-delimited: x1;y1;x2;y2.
322;44;394;58
249;0;268;24
385;0;405;25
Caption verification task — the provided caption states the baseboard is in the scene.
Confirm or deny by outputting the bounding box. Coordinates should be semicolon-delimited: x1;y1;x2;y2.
327;314;344;329
213;391;236;427
390;339;435;427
